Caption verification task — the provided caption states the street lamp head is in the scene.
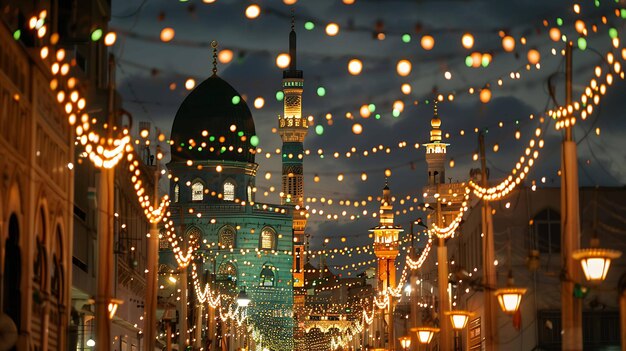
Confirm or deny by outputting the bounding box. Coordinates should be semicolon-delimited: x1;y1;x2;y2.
410;326;439;344
494;287;526;314
237;288;251;307
108;298;124;319
399;335;411;349
572;238;622;283
494;271;526;314
445;310;474;330
414;218;428;229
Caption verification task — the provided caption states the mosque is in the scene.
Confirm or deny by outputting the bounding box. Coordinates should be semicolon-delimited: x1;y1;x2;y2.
160;23;308;351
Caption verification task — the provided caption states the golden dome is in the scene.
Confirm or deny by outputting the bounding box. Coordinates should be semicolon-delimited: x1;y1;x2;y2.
431;116;442;128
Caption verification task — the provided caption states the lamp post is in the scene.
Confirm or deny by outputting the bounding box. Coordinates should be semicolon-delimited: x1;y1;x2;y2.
409;219;427;351
236;288;251;350
560;41;583;350
445;310;474;351
478;132;498;351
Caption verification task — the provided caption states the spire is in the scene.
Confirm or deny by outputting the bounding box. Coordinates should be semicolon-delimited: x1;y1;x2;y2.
383;179;391;204
430;99;442;142
289;10;297;71
211;40;218;76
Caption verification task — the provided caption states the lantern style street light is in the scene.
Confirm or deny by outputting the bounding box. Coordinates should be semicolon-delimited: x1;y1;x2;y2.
445;310;474;330
237;288;251;307
494;271;526;314
107;298;124;319
399;336;411;350
411;326;439;344
572;237;622;283
445;310;474;350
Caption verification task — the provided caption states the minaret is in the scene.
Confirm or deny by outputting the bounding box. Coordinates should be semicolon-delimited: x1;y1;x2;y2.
370;182;403;349
424;100;449;185
279;17;307;288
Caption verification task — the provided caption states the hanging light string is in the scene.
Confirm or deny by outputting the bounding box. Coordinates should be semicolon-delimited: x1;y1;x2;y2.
28;11;173;225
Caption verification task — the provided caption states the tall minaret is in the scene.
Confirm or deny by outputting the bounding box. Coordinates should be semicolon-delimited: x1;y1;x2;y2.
279;18;307;289
370;182;403;349
424;100;449;185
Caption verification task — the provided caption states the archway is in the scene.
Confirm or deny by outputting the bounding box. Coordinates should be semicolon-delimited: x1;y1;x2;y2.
3;214;22;337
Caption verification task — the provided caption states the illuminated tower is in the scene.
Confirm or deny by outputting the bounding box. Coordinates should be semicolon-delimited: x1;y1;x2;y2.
424;101;449;185
279;19;308;288
370;182;403;348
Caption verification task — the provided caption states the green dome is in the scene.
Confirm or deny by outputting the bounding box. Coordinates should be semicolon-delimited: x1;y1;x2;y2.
170;75;256;163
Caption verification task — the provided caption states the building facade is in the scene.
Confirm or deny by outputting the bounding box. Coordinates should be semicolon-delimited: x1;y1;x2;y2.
0;2;79;351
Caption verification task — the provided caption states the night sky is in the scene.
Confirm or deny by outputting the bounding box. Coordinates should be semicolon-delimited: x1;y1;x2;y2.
110;0;626;270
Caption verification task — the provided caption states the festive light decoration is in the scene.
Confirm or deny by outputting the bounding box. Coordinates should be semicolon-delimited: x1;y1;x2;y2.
160;27;175;42
348;58;363;75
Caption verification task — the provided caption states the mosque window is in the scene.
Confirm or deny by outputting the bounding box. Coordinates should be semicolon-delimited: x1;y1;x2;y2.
174;183;180;203
191;180;204;201
223;180;235;201
218;226;236;248
186;226;203;243
260;227;276;250
217;262;237;281
260;266;275;287
247;185;253;203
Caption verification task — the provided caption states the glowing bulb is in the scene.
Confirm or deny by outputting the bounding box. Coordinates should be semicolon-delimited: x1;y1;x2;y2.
396;59;412;76
245;4;261;19
401;83;411;95
218;49;234;64
352;123;363;135
549;28;561;42
461;33;474;49
185;78;196;90
479;88;492;103
527;49;541;65
421;35;435;50
160;27;175;42
348;59;363;75
104;32;117;46
254;97;265;109
325;23;340;36
502;35;515;52
276;53;291;69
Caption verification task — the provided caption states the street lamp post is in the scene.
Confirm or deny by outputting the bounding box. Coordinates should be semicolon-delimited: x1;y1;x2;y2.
237;288;251;350
560;41;583;350
445;310;474;351
478;132;498;351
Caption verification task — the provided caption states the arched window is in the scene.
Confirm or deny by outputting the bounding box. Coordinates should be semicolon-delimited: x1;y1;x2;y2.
34;208;46;288
223;180;235;201
4;214;22;329
174;183;180;203
532;208;561;254
217;261;237;281
260;266;275;287
247;185;253;203
260;227;276;250
191;180;204;201
186;226;203;244
218;226;236;249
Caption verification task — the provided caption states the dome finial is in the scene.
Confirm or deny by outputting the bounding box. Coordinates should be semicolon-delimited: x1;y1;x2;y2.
291;9;295;31
211;40;218;76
